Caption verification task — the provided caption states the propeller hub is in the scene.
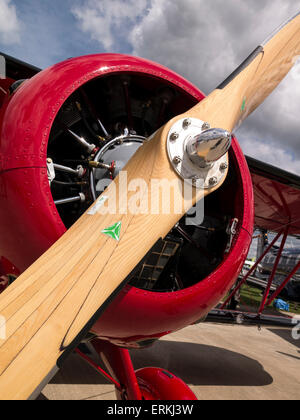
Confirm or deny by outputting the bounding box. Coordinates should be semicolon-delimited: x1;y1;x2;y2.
167;118;231;189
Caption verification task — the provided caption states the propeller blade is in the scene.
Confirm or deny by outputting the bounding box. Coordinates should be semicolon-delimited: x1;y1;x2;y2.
0;125;225;399
185;11;300;132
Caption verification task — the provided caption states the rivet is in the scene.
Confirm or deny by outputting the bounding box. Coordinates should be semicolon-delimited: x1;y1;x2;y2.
170;132;179;142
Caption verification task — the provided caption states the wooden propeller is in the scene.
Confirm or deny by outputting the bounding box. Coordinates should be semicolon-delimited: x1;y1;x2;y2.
0;12;300;400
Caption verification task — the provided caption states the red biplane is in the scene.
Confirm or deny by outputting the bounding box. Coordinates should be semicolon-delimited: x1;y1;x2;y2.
0;13;299;400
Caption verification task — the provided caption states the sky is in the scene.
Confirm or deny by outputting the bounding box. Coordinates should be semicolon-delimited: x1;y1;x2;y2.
0;0;300;175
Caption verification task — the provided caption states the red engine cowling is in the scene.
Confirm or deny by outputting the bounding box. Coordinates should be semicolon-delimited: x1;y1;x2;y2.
0;54;254;348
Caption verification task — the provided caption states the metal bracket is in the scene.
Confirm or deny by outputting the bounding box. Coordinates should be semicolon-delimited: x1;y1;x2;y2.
225;218;239;253
47;158;55;185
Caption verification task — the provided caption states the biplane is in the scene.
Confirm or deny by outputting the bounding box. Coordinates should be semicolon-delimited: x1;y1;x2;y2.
0;12;299;400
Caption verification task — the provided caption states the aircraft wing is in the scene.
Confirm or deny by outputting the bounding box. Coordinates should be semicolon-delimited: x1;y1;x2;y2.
2;52;300;240
246;156;300;235
0;52;40;80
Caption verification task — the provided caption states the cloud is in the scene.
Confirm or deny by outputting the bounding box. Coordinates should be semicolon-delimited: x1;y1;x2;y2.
0;0;104;69
239;136;300;174
0;1;298;174
0;0;20;45
236;62;300;173
71;0;300;174
129;0;298;92
72;0;149;51
131;0;300;175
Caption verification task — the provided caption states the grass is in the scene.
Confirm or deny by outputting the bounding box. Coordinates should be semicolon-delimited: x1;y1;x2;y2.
226;283;300;315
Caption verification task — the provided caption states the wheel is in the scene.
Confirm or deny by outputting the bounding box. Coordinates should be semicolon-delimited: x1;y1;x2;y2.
135;367;197;400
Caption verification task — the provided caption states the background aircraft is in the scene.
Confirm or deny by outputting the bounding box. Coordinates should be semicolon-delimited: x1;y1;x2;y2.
253;232;300;301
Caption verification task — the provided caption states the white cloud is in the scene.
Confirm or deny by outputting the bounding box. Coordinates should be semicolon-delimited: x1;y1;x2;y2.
0;0;20;45
72;0;149;50
239;136;300;174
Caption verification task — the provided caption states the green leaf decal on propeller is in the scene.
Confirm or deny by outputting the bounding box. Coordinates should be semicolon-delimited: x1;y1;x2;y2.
101;221;122;241
241;97;246;112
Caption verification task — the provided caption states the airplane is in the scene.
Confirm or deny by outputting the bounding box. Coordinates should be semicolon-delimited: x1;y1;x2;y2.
0;12;300;400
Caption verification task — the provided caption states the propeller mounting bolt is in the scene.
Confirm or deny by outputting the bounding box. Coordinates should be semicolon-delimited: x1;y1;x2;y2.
173;156;182;165
209;177;218;186
183;118;191;129
220;162;228;171
192;177;199;185
202;122;211;130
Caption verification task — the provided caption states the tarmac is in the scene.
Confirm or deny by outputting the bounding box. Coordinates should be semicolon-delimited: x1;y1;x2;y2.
40;322;300;400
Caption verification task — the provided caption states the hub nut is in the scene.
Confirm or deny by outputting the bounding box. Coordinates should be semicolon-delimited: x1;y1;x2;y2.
202;122;211;130
183;118;191;129
170;132;179;141
209;177;218;186
192;177;199;185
